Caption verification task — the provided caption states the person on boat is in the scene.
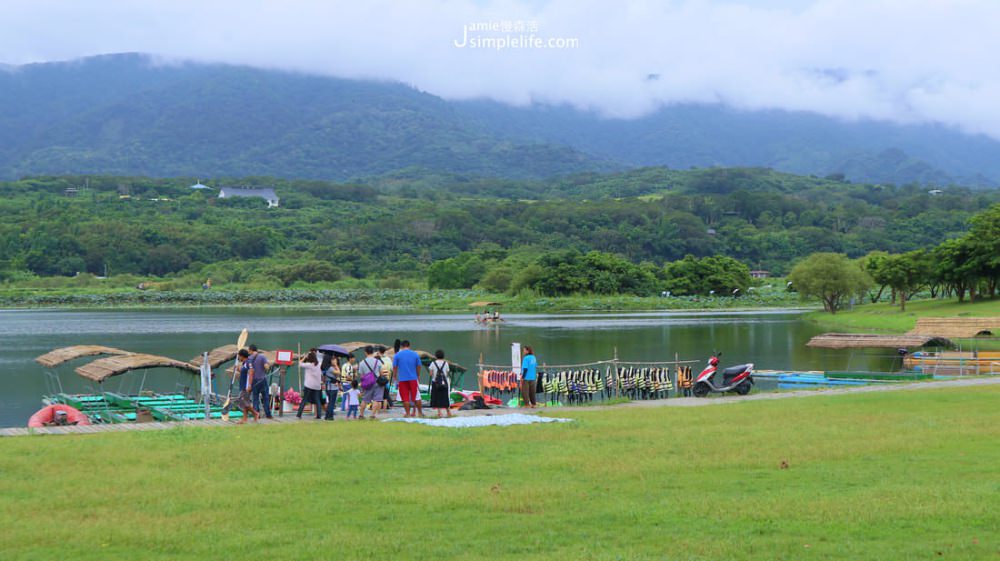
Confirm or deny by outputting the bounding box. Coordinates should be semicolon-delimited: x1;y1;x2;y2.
248;344;273;419
521;346;538;408
237;349;260;424
357;346;383;420
393;340;425;418
475;311;482;323
52;409;70;426
322;355;341;421
428;349;453;418
296;350;325;420
493;310;500;321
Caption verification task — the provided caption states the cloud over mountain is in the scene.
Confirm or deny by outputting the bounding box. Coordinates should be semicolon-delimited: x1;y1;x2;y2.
3;1;1000;140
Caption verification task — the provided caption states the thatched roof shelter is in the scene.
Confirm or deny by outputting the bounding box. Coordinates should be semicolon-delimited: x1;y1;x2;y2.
189;345;282;369
380;347;467;373
337;342;385;354
469;301;502;308
908;317;999;338
190;345;240;369
807;333;953;349
75;354;200;382
35;345;130;368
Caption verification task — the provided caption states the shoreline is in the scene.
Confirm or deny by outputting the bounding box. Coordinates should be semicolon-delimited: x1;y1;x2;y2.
0;303;818;314
0;287;814;313
5;376;997;436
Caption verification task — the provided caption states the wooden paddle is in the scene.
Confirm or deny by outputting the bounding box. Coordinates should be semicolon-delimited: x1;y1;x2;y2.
221;328;249;420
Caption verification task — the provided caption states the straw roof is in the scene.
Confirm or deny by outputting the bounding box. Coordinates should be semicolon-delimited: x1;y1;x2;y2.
35;345;130;368
469;301;501;308
75;353;200;382
190;344;240;369
381;347;467;373
908;317;999;338
337;342;384;354
189;345;283;369
807;333;953;349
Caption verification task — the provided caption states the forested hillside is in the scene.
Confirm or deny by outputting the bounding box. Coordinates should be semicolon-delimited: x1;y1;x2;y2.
3;53;1000;185
1;168;995;292
0;54;613;180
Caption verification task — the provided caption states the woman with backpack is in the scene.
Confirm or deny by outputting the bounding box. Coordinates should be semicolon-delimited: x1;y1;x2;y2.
357;346;384;420
428;349;453;418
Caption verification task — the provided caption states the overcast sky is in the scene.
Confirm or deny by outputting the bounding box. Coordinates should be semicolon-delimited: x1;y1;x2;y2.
3;0;998;139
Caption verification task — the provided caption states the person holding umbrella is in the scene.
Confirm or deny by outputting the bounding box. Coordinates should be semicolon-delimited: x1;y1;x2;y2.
322;355;341;421
314;344;351;420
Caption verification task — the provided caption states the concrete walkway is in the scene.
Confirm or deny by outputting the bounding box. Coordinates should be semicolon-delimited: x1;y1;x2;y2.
3;377;997;437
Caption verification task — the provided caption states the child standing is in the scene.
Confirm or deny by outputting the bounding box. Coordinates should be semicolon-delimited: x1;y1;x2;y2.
345;380;361;419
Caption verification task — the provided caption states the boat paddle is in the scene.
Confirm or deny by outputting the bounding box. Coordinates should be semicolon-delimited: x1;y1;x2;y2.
221;328;249;421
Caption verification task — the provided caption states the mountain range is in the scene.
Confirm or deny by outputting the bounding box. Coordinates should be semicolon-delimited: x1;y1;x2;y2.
2;53;999;186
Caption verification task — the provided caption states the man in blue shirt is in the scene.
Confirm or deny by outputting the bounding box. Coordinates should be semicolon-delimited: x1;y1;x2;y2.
521;345;538;408
248;344;273;419
392;340;424;418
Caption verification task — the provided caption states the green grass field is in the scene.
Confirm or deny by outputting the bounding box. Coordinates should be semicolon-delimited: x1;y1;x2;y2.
2;387;997;560
806;297;1000;334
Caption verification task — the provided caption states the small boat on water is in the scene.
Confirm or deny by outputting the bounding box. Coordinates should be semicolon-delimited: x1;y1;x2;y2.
904;351;1000;376
757;370;932;390
28;404;90;427
470;301;505;325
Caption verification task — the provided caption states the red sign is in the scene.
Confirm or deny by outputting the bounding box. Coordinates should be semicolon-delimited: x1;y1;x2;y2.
274;349;295;365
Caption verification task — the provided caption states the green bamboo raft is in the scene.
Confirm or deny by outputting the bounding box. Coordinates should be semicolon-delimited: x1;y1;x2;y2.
45;392;244;423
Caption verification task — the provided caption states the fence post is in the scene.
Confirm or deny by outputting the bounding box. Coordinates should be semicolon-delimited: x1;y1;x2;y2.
201;352;212;419
613;347;620;399
278;366;286;417
477;352;484;395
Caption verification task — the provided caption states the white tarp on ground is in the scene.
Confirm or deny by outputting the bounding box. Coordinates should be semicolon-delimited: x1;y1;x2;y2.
383;413;571;428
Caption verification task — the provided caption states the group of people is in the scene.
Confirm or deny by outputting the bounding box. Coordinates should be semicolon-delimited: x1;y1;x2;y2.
233;340;456;423
474;309;503;323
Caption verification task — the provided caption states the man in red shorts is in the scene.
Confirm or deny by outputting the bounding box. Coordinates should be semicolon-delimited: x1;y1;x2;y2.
392;340;424;418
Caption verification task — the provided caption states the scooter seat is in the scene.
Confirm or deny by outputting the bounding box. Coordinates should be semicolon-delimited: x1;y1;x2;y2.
722;364;751;376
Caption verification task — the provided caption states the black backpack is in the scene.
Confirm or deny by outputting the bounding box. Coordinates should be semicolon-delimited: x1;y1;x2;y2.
430;360;449;389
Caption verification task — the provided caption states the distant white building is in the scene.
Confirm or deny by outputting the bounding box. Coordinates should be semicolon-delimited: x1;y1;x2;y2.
218;187;280;208
189;181;213;190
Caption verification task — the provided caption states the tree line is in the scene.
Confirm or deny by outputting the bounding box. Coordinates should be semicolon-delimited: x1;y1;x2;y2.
1;169;996;293
789;204;1000;312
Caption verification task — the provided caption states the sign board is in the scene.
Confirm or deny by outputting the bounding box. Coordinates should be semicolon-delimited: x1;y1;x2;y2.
274;349;295;365
511;342;522;377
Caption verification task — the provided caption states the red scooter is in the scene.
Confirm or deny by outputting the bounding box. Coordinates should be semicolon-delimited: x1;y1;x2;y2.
693;353;753;397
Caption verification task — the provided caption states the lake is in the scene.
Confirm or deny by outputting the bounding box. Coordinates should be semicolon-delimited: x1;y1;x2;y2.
0;308;897;427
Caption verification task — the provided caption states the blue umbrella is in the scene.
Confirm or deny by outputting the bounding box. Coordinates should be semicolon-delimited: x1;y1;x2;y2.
316;344;351;357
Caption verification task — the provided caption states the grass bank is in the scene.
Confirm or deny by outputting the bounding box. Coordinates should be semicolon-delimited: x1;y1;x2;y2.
804;297;1000;333
1;386;997;560
0;285;808;312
